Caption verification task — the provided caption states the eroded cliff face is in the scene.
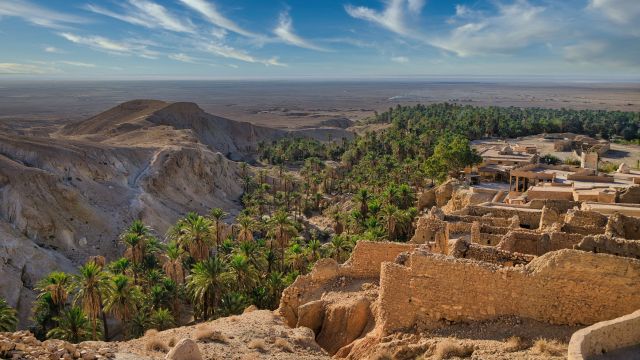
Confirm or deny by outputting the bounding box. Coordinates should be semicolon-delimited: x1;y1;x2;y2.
0;100;275;325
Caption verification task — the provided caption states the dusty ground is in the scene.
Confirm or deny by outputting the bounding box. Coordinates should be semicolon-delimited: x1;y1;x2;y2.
114;310;328;360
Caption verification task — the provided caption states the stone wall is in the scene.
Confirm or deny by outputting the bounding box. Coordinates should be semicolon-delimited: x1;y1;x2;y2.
568;309;640;360
378;249;640;334
606;213;640;240
278;241;415;327
496;230;582;256
466;205;541;229
451;239;533;266
564;209;608;228
574;234;640;259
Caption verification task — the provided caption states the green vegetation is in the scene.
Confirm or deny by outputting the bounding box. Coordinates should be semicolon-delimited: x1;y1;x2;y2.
539;154;562;165
0;297;18;332
26;103;638;342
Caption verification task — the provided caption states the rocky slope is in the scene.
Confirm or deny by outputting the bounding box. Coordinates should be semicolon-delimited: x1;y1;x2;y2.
0;100;354;326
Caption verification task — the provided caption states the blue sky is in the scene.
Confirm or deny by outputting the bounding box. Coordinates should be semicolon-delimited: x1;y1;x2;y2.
0;0;638;79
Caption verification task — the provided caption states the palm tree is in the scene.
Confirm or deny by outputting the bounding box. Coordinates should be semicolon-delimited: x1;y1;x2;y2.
0;297;17;332
269;210;297;271
307;238;321;262
286;243;306;273
227;254;257;292
329;234;351;263
162;241;185;285
35;271;71;315
73;262;109;340
235;215;255;243
47;306;95;343
150;308;175;330
108;258;130;275
379;204;411;241
120;220;152;280
186;256;231;320
354;188;371;219
209;208;228;250
171;213;214;261
103;275;140;339
265;272;284;308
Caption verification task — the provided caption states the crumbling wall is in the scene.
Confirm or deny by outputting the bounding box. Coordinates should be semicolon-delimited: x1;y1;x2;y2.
496;230;581;256
451;239;533;266
378;250;640;334
528;199;580;212
575;234;640;259
278;241;415;327
605;213;640;240
568;309;640;360
444;214;510;227
564;209;608;228
618;185;640;204
466;205;541;229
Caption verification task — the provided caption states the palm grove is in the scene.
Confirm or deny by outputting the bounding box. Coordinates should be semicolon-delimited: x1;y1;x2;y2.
1;103;637;341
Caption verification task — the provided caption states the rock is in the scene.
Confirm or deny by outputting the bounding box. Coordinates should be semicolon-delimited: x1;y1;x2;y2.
315;296;372;355
165;339;202;360
297;300;325;334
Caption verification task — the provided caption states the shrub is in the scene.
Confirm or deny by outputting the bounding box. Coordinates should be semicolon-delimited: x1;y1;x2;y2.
503;336;528;352
145;337;169;353
193;326;228;344
275;338;294;353
532;338;565;356
433;339;474;359
248;338;267;352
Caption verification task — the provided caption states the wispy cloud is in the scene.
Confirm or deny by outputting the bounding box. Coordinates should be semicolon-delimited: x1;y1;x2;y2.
201;41;286;66
274;10;328;51
431;0;556;57
588;0;640;25
177;0;258;38
59;32;159;58
391;56;409;63
168;53;197;63
345;0;424;36
60;61;96;68
44;46;63;53
0;62;58;74
0;0;85;29
86;0;195;33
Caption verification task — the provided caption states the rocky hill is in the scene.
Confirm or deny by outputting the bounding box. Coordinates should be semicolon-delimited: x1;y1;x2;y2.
0;100;354;325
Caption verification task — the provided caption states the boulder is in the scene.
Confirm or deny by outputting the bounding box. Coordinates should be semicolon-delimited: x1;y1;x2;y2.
315;296;372;355
166;339;202;360
297;300;325;334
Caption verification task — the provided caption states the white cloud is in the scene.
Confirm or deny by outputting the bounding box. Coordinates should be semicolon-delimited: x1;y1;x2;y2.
44;46;63;53
178;0;258;38
391;56;409;63
85;0;195;33
0;63;56;74
201;41;286;66
345;0;423;35
59;32;159;58
60;61;96;68
588;0;640;25
563;39;640;67
0;0;84;29
431;0;555;57
168;53;196;63
274;11;328;51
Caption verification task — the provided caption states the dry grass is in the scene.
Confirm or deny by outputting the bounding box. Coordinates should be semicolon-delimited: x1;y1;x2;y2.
274;338;294;353
193;326;229;344
243;305;258;314
144;329;159;337
432;339;474;360
503;336;528;352
248;338;268;352
532;338;565;356
145;337;169;353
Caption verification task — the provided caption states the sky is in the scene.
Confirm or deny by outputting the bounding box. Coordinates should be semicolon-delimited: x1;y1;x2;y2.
0;0;638;80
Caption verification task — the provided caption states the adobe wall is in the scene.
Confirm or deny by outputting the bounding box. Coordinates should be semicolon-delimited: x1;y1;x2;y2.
444;214;511;227
528;199;581;212
568;310;640;360
606;213;640;240
564;209;608;228
496;230;582;256
278;241;415;327
575;234;640;259
378;250;640;334
466;205;541;229
450;239;533;266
